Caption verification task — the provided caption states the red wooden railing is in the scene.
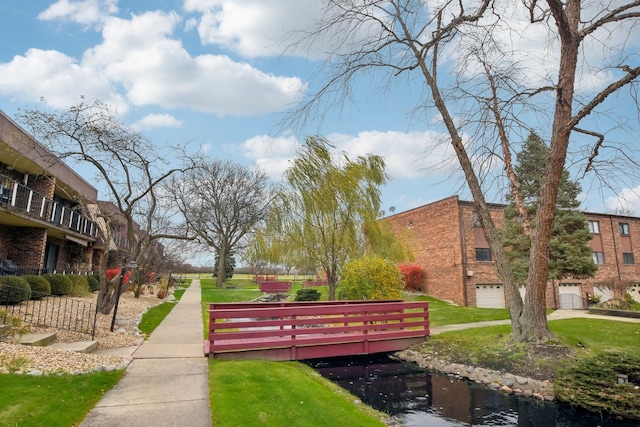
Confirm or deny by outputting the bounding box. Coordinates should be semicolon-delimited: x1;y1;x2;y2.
302;280;328;287
258;281;292;293
206;300;429;361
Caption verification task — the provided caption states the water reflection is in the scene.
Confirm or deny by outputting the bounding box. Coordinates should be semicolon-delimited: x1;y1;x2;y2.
305;354;637;427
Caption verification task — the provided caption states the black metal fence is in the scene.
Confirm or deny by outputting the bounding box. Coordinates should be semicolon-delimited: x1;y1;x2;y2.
0;283;97;339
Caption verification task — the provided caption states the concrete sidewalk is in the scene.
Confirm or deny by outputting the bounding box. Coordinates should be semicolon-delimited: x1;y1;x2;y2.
81;279;212;427
430;308;640;335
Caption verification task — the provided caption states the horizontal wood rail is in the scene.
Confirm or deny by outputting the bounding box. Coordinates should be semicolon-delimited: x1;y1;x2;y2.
302;280;328;287
258;281;292;293
206;300;429;361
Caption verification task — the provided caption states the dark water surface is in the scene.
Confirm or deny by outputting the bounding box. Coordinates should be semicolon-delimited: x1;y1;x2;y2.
305;354;638;427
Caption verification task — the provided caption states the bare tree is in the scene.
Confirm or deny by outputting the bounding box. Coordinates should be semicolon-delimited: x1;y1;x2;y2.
169;160;276;288
17;98;195;313
289;1;640;342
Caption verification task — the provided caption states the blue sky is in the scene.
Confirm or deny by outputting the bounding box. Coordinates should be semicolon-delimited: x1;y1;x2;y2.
0;0;639;218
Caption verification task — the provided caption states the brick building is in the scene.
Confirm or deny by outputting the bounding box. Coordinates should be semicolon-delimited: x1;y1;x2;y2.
0;109;101;274
384;195;640;309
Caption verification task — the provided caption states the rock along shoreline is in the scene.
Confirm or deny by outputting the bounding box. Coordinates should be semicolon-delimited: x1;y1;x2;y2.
394;348;556;401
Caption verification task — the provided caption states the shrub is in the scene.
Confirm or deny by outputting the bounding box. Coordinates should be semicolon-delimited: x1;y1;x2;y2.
0;276;31;304
555;351;640;420
598;297;630;310
68;275;91;297
0;309;30;341
42;274;72;296
295;288;321;301
339;255;404;300
21;275;51;300
398;263;426;292
87;275;100;292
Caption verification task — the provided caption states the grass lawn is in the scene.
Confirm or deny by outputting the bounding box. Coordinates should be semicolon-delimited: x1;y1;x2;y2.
0;371;124;427
405;294;510;326
203;277;389;426
209;360;385;427
138;282;189;336
413;316;640;380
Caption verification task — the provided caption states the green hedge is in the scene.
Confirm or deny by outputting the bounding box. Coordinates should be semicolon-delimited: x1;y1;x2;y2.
0;276;31;304
295;288;321;301
68;275;90;297
555;351;640;420
21;275;51;300
42;274;72;296
87;275;100;292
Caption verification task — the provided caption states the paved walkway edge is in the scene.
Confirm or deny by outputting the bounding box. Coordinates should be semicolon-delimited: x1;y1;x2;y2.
81;279;212;427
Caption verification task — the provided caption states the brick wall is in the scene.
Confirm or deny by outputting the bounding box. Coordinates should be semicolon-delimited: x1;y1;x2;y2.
578;214;640;298
385;196;466;305
0;225;11;259
385;196;640;308
6;227;47;268
27;174;56;199
458;202;505;307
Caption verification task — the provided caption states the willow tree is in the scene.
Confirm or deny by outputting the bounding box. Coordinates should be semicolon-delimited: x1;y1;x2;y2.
289;0;640;342
271;136;387;300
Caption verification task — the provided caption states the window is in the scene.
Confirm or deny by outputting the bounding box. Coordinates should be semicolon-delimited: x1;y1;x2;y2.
475;248;492;262
620;223;630;236
623;253;635;265
588;220;600;234
592;251;605;264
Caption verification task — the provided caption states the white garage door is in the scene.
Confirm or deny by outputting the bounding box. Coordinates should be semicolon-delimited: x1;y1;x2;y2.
559;283;583;309
476;284;505;308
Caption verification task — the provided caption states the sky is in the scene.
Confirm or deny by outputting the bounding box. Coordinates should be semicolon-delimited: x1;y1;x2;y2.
0;0;639;222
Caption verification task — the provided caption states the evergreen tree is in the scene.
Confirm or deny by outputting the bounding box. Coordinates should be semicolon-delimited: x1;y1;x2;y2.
214;252;236;280
503;132;597;283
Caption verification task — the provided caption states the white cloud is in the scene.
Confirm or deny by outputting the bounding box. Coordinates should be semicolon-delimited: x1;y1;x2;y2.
0;9;306;117
184;0;381;60
241;134;299;180
327;130;456;180
38;0;118;27
451;0;640;94
240;129;457;183
0;48;127;111
131;113;182;131
606;186;640;215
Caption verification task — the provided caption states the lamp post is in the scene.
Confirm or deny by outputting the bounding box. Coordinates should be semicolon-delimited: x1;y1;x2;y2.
110;260;138;332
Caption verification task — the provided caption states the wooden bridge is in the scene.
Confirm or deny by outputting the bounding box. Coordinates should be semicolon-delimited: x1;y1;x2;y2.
204;300;429;361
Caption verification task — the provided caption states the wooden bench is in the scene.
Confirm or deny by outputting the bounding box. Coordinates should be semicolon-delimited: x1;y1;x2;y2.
258;281;292;293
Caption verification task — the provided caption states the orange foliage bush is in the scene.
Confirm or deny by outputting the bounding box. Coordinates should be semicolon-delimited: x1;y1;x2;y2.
105;268;131;285
398;263;425;292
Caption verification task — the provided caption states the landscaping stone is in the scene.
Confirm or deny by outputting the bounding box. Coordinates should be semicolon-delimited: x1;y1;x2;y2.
395;349;555;400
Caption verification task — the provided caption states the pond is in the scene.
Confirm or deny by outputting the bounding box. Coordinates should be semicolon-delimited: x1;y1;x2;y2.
305;354;638;427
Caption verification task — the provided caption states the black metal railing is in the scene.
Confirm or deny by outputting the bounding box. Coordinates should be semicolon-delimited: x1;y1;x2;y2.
0;284;97;339
0;173;98;238
0;265;95;277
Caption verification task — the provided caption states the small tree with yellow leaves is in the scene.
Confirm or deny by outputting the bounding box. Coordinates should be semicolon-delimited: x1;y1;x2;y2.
339;255;404;300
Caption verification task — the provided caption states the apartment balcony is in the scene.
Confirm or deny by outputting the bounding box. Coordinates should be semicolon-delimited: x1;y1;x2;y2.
0;173;98;241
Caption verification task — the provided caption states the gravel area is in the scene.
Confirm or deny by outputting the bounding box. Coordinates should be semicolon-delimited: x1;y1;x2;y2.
1;291;165;375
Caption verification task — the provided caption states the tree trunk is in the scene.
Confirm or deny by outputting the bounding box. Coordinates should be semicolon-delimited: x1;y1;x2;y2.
326;266;337;300
420;62;529;338
510;0;582;343
97;274;121;314
216;247;227;288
